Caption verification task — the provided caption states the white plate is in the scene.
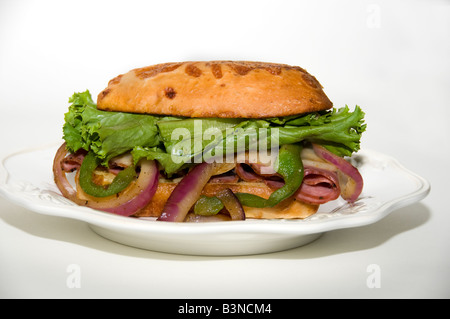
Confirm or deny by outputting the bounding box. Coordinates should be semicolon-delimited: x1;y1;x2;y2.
0;143;430;256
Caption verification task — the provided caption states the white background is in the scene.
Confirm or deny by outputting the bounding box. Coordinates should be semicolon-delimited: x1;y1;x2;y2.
0;0;449;298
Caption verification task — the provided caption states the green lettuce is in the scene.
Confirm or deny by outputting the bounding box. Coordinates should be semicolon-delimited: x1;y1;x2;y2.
63;90;161;165
62;91;366;176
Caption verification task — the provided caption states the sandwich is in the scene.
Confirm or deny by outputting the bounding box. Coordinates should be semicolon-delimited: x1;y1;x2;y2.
53;61;366;222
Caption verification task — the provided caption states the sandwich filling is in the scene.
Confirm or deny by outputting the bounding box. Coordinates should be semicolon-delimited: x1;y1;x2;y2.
54;90;366;221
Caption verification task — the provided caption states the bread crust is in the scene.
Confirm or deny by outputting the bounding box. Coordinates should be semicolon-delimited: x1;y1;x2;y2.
134;181;319;219
97;61;333;118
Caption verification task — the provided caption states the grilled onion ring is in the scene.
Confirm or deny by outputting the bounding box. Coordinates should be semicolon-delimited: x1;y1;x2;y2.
53;143;159;216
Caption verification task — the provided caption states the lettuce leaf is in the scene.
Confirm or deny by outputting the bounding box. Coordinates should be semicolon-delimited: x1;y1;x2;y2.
62;91;366;175
278;105;366;156
155;105;366;161
131;146;186;175
63;90;161;166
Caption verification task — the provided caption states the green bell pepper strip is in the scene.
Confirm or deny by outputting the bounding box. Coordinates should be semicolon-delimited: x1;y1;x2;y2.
79;151;137;197
235;143;304;208
194;195;224;216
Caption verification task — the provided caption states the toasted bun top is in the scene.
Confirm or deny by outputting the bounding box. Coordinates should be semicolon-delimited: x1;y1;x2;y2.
97;61;333;118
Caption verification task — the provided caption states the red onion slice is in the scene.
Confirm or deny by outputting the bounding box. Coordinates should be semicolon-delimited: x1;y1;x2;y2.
100;160;159;216
312;144;363;203
54;143;159;216
216;188;246;221
53;143;87;205
74;159;159;216
157;162;217;222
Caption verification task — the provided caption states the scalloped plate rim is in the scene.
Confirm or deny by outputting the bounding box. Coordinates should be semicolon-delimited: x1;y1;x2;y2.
0;142;431;254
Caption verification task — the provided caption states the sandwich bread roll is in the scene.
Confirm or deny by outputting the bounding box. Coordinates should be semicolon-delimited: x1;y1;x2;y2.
97;61;333;118
95;61;334;219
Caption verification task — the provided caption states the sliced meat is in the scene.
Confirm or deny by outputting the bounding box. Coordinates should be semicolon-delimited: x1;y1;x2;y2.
264;166;341;205
209;170;240;183
295;167;341;204
61;149;87;172
235;163;263;182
